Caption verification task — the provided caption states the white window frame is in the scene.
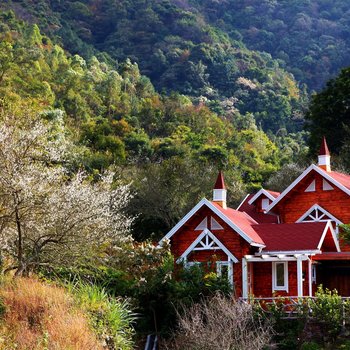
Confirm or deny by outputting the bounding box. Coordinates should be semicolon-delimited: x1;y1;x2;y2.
312;265;317;283
272;261;288;292
216;261;234;287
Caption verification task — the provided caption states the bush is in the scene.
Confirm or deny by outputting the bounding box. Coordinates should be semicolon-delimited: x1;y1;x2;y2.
300;342;322;350
68;282;136;350
166;293;273;350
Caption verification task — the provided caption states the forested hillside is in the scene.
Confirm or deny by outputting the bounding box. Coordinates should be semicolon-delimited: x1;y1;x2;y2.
191;0;350;91
1;0;309;134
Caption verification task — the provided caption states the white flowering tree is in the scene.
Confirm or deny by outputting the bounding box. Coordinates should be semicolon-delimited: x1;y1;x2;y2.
0;110;133;276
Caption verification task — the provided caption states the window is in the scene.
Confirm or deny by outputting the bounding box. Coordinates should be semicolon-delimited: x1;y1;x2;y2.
305;180;316;192
217;261;233;286
261;198;270;210
312;265;317;283
272;262;288;292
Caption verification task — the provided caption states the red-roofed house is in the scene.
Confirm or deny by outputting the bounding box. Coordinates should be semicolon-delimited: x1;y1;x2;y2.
159;138;350;298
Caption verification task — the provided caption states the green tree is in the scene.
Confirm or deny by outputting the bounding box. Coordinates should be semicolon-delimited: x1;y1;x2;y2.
306;67;350;157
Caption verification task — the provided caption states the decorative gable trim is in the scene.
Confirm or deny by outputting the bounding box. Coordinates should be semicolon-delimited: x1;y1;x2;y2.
323;179;334;191
248;188;276;205
159;198;265;247
305;180;316;192
267;164;350;212
318;221;340;252
296;204;342;225
176;229;239;263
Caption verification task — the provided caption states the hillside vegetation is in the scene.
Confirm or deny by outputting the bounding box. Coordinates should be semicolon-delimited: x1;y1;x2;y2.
1;0;309;135
0;278;102;350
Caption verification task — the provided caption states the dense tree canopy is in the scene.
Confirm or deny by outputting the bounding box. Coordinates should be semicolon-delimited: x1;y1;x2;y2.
306;67;350;160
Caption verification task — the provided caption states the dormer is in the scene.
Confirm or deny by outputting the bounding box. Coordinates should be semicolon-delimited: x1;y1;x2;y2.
248;189;279;213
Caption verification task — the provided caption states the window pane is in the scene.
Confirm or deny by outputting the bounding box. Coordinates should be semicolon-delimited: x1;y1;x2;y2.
276;263;285;286
220;265;229;280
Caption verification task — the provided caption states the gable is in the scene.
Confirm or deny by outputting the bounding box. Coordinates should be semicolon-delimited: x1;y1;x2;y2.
268;169;350;224
267;164;350;214
161;201;257;259
159;198;265;249
177;229;239;263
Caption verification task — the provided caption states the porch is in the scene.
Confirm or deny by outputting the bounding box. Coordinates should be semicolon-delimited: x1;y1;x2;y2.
313;253;350;296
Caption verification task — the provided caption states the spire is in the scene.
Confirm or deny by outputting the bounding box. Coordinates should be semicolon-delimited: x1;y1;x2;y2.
319;136;330;156
213;171;227;209
214;171;226;189
318;136;331;172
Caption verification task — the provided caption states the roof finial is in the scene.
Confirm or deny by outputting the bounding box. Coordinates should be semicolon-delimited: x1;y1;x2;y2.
214;171;226;190
319;136;330;156
213;171;227;209
318;137;331;172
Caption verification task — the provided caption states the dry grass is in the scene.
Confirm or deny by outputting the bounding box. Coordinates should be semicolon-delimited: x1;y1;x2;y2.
0;277;102;350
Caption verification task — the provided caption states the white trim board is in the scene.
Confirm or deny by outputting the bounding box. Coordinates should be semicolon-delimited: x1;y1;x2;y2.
317;221;341;252
236;193;250;210
248;188;277;205
159;198;265;247
176;229;239;263
266;164;350;213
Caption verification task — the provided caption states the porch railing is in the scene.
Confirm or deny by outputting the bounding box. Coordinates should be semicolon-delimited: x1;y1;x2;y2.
240;296;350;323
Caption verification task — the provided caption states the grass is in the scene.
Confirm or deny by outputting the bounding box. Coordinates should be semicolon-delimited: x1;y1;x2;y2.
0;277;102;350
68;282;136;350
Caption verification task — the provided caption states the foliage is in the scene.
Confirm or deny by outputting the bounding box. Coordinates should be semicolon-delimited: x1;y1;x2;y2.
166;293;273;350
0;2;308;134
309;286;347;342
39;242;232;337
306;67;350;165
0;277;102;349
190;0;350;92
0;109;133;276
264;162;305;192
68;282;135;350
339;223;350;244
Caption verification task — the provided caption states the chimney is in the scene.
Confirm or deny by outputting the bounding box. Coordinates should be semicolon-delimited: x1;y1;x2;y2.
318;136;331;172
213;171;227;209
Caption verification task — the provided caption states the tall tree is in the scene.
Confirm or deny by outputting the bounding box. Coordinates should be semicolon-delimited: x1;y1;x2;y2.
306;67;350;157
0;109;132;275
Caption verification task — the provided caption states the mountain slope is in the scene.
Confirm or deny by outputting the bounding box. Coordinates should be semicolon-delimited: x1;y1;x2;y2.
1;0;307;133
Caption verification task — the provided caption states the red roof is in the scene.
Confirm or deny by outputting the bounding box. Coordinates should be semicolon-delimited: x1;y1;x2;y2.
211;201;265;245
313;252;350;261
319;136;330;156
253;222;329;252
214;171;226;189
237;194;279;224
266;190;280;198
327;171;350;190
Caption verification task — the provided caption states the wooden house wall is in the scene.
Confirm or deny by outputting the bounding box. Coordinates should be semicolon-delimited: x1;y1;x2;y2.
252;261;311;297
170;205;256;297
274;171;350;251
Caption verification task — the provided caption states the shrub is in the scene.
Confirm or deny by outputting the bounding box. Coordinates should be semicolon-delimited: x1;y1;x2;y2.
167;293;273;350
69;282;136;350
309;286;344;342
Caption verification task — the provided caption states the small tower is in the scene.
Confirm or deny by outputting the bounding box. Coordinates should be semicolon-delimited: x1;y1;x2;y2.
213;171;227;209
318;136;331;172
